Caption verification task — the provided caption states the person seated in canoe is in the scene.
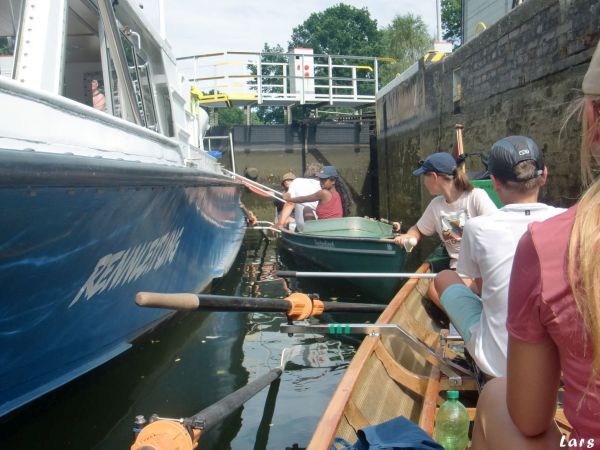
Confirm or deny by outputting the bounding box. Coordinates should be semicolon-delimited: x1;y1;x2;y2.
469;42;600;449
275;171;296;226
275;163;322;232
433;136;564;378
393;151;497;303
282;166;353;222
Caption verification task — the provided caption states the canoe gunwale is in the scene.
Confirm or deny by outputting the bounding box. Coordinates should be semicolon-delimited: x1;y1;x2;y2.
280;230;397;244
281;238;401;257
306;261;432;450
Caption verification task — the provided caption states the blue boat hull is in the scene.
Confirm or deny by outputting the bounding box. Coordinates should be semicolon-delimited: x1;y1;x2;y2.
0;149;245;416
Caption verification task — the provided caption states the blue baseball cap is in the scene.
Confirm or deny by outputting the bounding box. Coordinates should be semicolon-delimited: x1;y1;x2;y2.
412;152;457;176
319;166;338;178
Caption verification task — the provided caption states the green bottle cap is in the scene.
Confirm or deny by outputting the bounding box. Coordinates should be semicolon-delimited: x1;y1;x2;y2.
447;390;459;399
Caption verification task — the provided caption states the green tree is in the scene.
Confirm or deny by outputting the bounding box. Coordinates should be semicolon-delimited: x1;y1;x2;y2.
216;107;261;127
289;3;382;56
217;107;245;127
442;0;462;47
289;4;382;114
379;14;432;85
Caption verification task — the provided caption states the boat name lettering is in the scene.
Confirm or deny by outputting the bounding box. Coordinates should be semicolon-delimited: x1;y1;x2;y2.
314;240;335;249
69;227;185;307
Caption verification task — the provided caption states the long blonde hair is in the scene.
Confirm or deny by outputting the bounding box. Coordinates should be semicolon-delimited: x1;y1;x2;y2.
568;95;600;379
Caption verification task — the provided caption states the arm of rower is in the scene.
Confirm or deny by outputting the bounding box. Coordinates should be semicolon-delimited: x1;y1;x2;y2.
275;202;296;228
472;277;483;295
506;335;561;437
393;225;423;246
287;190;326;204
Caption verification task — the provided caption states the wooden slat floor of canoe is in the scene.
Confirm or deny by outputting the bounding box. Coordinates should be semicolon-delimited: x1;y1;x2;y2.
306;262;458;450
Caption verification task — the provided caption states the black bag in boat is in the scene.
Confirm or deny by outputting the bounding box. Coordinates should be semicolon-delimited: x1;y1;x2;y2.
331;416;443;450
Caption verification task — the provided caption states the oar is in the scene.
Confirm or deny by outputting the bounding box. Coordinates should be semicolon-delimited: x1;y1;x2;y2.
131;348;295;450
253;376;281;450
224;169;286;203
136;292;386;319
248;220;282;233
456;123;466;174
276;270;469;279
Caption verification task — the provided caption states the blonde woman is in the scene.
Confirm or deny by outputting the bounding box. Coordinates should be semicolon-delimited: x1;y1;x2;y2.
471;42;600;449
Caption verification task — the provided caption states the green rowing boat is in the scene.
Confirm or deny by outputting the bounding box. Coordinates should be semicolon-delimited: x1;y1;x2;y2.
279;217;408;302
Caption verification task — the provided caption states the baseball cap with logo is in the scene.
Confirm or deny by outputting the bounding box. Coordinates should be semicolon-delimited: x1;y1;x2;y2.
488;136;544;181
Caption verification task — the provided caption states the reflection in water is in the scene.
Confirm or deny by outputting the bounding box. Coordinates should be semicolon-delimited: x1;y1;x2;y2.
0;231;367;449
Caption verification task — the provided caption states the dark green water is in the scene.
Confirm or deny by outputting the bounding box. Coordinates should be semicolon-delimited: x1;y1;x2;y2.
0;231;375;450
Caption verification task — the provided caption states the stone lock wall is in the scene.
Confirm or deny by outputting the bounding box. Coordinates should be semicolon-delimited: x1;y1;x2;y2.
377;0;600;226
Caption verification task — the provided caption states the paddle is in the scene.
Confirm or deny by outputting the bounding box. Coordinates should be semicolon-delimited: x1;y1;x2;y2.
131;348;295;450
455;123;466;174
276;270;469;279
136;292;386;319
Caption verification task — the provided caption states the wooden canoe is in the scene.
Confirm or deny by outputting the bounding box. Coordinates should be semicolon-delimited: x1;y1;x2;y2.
306;260;572;449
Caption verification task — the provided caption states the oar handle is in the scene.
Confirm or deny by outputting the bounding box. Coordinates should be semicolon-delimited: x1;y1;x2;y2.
136;292;200;310
136;292;290;313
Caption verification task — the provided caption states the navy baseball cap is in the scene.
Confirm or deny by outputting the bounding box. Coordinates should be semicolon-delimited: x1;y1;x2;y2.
319;166;338;178
488;136;544;181
413;152;457;176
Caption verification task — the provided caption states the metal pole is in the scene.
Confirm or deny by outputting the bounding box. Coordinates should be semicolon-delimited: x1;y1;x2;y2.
158;0;166;40
277;271;469;279
229;131;236;173
435;0;442;42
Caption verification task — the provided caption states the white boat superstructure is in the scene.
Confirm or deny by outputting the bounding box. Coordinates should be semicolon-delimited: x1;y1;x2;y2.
1;0;212;166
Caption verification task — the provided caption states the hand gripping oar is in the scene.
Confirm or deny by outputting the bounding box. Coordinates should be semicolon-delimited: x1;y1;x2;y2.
136;292;386;319
131;348;295;450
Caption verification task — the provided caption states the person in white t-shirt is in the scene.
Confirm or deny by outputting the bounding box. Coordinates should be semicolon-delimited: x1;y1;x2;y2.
434;136;565;377
275;163;322;232
394;151;498;303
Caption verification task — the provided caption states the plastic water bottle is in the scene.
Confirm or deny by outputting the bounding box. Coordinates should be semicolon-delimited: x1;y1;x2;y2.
403;237;418;253
434;391;469;450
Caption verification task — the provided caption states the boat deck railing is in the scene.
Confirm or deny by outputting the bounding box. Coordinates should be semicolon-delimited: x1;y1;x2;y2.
178;51;384;108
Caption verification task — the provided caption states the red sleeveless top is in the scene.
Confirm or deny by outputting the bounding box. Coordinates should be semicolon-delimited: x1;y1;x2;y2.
316;191;343;219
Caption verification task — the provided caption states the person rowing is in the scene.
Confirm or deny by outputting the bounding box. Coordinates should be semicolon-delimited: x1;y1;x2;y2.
275;163;322;231
434;136;565;378
393;151;497;303
282;166;353;222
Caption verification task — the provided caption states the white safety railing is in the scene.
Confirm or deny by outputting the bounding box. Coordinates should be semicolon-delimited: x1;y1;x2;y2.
177;50;381;108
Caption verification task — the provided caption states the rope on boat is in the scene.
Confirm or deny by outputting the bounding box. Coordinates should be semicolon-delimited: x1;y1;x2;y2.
224;169;286;203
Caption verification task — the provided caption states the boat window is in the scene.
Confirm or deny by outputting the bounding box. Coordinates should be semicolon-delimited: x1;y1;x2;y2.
0;0;24;78
136;59;158;131
63;0;109;110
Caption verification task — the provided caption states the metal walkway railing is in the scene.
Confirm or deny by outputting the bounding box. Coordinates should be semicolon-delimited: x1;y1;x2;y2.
177;50;383;108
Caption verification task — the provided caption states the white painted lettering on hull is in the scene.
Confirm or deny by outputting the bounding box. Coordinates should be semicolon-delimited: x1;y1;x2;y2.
69;227;185;307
